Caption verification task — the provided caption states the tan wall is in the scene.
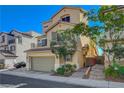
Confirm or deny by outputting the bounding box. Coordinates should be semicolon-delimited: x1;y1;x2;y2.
80;13;88;24
80;36;97;57
43;21;52;32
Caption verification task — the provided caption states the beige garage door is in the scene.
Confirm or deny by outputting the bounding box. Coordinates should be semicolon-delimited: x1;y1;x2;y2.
31;56;55;72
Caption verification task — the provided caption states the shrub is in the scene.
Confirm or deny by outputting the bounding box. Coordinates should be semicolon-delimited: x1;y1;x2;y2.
119;66;124;75
56;64;76;76
104;66;120;79
56;66;65;75
112;62;124;75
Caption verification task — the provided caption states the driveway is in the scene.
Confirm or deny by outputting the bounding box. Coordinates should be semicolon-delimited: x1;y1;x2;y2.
9;67;51;76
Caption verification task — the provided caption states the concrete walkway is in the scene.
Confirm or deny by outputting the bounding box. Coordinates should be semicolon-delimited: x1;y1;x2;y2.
71;69;84;79
0;70;124;88
89;64;105;80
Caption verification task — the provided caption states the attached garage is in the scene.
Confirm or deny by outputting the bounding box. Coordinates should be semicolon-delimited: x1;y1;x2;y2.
31;56;55;72
0;50;17;69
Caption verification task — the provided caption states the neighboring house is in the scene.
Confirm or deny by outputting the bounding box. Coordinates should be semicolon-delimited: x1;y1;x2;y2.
0;30;40;69
26;6;97;72
0;50;17;69
102;6;124;68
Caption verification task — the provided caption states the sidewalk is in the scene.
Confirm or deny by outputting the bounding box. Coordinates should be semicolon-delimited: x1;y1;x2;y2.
0;70;124;88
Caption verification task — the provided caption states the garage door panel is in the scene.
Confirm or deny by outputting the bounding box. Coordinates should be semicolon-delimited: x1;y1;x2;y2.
31;57;55;72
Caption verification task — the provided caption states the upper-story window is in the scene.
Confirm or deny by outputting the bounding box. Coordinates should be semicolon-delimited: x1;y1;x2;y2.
18;37;22;44
52;32;61;43
44;25;48;28
37;39;47;47
1;36;5;43
61;15;70;22
31;43;35;48
8;39;15;44
41;39;47;46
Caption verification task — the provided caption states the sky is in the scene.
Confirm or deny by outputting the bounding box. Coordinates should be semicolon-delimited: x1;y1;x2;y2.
0;5;100;34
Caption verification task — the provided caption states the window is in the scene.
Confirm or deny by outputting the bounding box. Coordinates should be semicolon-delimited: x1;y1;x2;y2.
52;32;61;42
52;32;57;41
65;55;72;62
44;25;48;28
5;47;8;50
31;43;35;48
37;40;42;47
61;16;70;22
1;36;5;43
18;37;22;44
8;39;15;44
10;46;15;51
41;39;47;46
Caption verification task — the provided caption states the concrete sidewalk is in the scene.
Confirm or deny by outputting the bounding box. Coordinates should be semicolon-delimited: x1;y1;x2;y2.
0;70;124;88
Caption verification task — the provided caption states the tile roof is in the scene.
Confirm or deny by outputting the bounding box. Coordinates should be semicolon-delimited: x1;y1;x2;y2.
25;47;51;52
0;50;18;57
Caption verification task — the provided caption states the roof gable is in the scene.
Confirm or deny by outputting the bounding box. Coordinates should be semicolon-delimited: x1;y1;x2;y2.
10;29;33;38
51;6;86;19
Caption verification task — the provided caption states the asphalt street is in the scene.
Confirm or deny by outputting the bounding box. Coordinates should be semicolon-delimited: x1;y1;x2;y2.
0;73;90;88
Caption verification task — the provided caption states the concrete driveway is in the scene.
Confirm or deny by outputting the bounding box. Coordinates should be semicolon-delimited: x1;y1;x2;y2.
9;67;52;76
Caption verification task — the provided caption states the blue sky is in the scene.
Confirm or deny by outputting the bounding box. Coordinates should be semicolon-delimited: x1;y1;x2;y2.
0;5;100;34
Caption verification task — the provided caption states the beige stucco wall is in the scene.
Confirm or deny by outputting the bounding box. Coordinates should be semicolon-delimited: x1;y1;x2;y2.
43;21;52;32
80;36;97;57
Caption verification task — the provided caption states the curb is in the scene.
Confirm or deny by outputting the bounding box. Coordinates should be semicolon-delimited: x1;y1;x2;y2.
0;68;15;72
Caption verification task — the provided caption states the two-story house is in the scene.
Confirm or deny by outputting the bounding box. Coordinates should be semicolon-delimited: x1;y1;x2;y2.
26;6;97;72
0;30;40;69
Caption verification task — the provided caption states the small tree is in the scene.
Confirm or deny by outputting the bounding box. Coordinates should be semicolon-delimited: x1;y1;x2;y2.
98;6;124;64
50;28;77;61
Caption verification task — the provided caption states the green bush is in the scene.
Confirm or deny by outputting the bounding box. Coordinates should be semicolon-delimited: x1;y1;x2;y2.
104;62;124;79
56;66;65;75
56;64;76;76
104;66;120;78
118;66;124;75
112;62;124;75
